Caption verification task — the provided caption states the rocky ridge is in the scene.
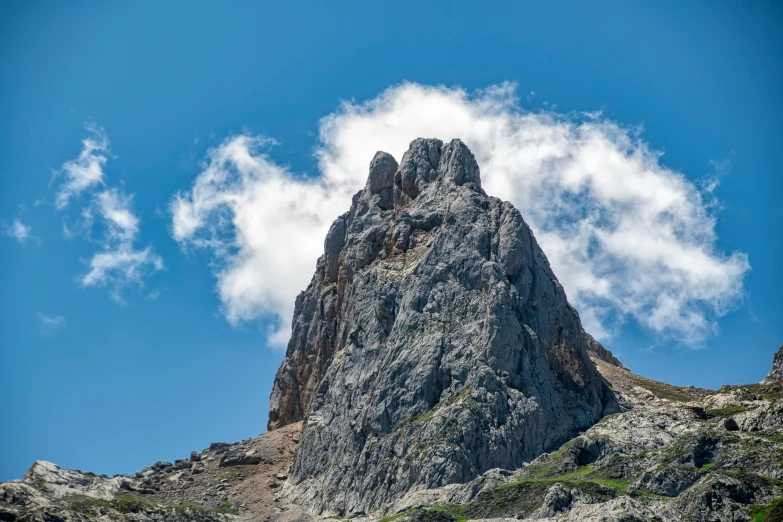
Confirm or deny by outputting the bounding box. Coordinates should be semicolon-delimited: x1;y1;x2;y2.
0;422;304;522
4;357;782;522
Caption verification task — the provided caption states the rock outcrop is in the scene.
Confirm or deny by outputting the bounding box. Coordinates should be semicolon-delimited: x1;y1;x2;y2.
0;423;305;522
762;344;783;384
269;138;618;514
583;332;627;370
370;357;783;522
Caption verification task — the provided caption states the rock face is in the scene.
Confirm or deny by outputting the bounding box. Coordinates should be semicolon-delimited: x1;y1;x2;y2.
762;344;783;384
373;358;783;522
583;332;627;370
269;138;618;514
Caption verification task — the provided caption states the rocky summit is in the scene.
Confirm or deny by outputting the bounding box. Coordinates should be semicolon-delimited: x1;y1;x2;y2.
2;139;782;522
271;138;618;513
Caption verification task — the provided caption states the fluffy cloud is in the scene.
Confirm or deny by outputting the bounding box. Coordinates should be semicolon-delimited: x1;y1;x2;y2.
4;218;33;244
55;124;163;301
172;82;749;346
170;136;347;345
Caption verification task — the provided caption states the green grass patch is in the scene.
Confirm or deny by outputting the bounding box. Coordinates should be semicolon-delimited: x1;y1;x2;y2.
626;374;701;402
466;481;549;519
587;475;633;493
60;492;237;519
502;464;632;494
425;504;470;522
59;494;113;516
735;382;783;402
698;463;714;474
750;498;783;522
706;405;748;417
114;493;158;514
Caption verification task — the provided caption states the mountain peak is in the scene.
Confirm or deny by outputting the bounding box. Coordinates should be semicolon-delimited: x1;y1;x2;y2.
268;138;617;513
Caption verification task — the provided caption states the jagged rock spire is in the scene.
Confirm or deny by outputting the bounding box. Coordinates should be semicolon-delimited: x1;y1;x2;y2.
268;138;618;514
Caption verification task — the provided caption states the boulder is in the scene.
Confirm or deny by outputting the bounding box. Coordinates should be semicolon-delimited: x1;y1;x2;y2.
538;483;573;517
218;451;262;467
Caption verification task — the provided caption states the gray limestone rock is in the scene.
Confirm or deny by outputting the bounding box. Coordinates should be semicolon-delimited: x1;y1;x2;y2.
368;151;399;198
269;138;618;514
174;459;192;470
583;332;627;370
762;344;783;384
538;483;572;517
218;451;261;467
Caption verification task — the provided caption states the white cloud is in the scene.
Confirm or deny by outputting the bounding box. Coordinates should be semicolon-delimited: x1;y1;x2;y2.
38;313;66;335
170;135;344;345
4;218;33;244
54;124;163;300
54;122;110;209
171;82;749;346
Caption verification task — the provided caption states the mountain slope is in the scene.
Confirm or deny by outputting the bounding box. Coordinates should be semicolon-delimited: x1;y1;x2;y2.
0;422;303;522
373;356;783;522
5;357;781;522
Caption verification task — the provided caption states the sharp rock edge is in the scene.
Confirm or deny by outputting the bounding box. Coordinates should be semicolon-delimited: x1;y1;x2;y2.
762;344;783;384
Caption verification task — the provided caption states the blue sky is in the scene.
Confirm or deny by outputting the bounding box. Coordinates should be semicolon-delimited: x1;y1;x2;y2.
1;1;781;481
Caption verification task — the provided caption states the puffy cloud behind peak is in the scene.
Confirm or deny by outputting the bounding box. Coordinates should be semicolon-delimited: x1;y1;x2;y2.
171;82;749;347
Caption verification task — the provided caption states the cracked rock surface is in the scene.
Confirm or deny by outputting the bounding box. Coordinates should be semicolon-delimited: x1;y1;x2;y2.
269;138;618;514
763;344;783;384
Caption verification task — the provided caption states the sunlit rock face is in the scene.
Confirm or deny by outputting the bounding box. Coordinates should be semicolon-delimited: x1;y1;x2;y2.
269;138;618;514
762;344;783;384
